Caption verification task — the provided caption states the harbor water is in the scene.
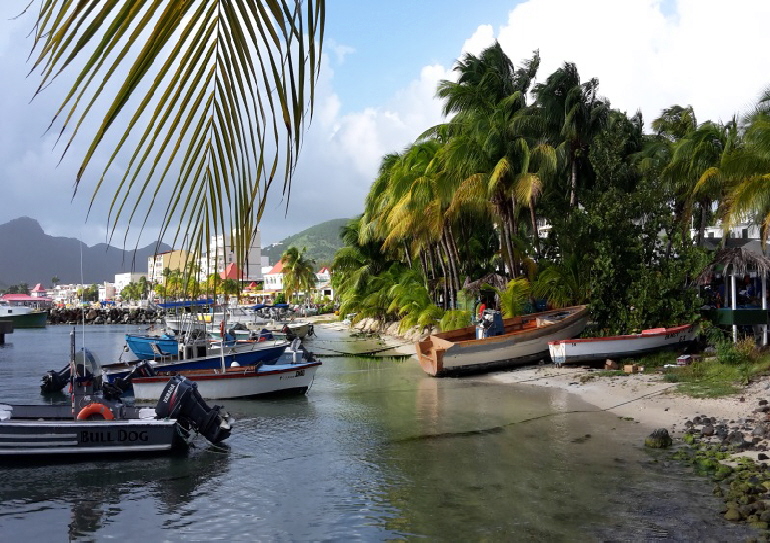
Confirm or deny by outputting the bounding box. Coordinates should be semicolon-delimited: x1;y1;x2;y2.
0;325;755;541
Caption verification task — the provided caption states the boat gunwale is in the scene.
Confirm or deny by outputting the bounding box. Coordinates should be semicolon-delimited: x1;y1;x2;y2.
429;306;589;348
547;324;694;346
131;361;322;383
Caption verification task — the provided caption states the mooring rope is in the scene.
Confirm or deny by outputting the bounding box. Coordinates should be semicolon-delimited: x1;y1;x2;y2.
311;343;413;358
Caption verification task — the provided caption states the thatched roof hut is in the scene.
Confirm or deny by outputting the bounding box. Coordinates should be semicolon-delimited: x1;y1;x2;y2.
462;273;509;293
698;247;770;281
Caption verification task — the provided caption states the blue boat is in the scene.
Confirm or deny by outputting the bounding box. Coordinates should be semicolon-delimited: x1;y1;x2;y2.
103;338;289;385
125;333;180;360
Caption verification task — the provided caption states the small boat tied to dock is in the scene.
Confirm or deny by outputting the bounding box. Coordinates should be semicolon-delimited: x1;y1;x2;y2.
415;306;590;377
0;329;232;459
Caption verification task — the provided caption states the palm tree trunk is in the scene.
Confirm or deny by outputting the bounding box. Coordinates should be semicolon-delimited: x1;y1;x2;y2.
530;200;540;258
569;159;578;207
698;200;708;248
440;232;456;309
419;251;429;290
403;240;413;268
434;244;448;310
447;226;463;291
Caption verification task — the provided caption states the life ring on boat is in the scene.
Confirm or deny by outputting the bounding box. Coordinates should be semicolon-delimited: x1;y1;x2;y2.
76;403;115;421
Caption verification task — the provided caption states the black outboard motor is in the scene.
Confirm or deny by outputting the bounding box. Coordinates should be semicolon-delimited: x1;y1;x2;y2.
41;364;72;394
155;376;232;444
102;361;157;400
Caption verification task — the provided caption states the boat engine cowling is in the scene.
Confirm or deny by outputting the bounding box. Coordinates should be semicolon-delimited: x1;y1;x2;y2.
155;376;231;444
41;364;71;394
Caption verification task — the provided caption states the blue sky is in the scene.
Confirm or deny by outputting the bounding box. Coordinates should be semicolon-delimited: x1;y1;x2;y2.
325;0;514;114
0;0;769;253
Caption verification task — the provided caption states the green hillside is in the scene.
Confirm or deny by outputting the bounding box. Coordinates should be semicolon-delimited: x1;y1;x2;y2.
263;218;350;266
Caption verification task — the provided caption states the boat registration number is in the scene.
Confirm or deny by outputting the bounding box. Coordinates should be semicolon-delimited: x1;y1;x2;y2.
295;370;305;377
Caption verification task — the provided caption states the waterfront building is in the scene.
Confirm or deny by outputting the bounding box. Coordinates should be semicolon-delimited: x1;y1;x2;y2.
1;293;54;309
147;249;191;284
114;272;147;298
199;231;264;283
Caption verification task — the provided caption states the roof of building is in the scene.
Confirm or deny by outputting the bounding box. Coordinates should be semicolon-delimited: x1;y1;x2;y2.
2;294;53;302
318;266;330;274
31;283;46;292
220;262;243;280
265;261;285;275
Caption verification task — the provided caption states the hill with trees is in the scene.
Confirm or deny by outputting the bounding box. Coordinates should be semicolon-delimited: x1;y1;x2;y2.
263;218;349;266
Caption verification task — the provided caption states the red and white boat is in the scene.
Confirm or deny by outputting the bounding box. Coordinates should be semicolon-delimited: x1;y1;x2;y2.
548;324;698;366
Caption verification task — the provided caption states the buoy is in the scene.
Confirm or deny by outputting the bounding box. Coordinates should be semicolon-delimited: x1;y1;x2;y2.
76;403;115;421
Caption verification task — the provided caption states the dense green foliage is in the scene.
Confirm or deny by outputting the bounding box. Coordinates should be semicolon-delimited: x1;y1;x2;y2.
332;42;770;336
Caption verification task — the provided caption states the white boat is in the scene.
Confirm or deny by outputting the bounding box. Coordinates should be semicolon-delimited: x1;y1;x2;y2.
548;324;698;366
415;306;590;377
131;342;321;400
0;301;47;328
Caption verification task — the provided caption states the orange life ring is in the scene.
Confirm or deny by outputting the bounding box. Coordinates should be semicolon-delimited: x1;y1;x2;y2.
77;403;115;421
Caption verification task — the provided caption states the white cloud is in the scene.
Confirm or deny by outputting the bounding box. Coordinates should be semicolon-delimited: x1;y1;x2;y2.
4;1;770;250
497;0;770;126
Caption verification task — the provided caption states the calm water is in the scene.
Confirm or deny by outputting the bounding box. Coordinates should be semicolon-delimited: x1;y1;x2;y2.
0;325;754;541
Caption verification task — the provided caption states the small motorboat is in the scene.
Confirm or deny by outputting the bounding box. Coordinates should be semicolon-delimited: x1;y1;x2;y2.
548;324;698;366
130;340;322;400
2;330;232;458
99;334;290;387
415;306;590;376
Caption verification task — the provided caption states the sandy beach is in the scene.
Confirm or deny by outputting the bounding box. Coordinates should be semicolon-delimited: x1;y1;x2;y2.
318;317;769;437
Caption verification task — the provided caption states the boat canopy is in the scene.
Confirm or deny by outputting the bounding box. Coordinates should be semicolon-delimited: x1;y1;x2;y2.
158;299;214;308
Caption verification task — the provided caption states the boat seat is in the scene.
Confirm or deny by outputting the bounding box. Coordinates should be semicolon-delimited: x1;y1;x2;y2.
150;342;172;362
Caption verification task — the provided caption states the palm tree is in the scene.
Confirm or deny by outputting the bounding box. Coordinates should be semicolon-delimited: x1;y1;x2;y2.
29;2;324;263
532;62;609;208
436;46;541;277
281;247;317;304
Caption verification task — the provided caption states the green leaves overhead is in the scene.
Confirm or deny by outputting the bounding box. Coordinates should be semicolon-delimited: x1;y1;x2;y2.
31;0;325;264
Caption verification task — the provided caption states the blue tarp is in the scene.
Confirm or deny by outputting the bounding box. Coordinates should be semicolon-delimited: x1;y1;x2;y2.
158;299;214;308
251;303;289;310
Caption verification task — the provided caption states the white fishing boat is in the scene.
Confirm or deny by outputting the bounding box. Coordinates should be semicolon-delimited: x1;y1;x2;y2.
415;306;590;377
548;324;698;366
0;301;47;328
130;340;321;400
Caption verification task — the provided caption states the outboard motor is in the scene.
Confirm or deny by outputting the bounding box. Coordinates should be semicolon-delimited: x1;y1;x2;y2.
155;376;232;444
476;309;504;339
102;361;156;400
41;364;72;394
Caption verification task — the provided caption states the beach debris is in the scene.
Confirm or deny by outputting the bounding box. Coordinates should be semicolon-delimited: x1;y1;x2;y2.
644;428;673;448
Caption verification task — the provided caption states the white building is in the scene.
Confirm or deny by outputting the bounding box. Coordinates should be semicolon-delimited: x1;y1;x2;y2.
201;231;264;282
98;282;116;302
114;272;147;297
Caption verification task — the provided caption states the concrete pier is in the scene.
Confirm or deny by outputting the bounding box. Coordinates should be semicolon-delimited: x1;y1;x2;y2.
0;319;13;344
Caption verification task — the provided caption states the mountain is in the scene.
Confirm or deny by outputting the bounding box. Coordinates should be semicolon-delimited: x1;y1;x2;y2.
262;218;350;266
0;217;171;286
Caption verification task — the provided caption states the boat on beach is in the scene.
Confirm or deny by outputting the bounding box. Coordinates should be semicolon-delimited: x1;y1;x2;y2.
548;324;698;366
415;306;590;377
2;331;232;458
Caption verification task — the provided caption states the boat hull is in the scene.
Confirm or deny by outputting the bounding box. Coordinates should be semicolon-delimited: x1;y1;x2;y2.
0;405;182;456
548;324;697;365
131;361;321;400
415;306;589;377
125;334;179;360
103;341;289;383
5;311;47;329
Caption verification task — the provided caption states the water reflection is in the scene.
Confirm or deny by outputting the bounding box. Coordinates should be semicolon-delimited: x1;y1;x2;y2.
0;447;230;540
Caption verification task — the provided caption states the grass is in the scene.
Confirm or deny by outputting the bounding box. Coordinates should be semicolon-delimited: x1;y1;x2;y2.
583;338;770;399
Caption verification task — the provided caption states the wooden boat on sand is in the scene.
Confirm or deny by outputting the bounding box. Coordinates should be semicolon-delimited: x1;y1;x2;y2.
415;306;589;377
548;324;697;366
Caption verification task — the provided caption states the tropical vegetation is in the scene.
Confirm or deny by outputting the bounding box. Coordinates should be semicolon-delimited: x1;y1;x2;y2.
333;43;770;336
